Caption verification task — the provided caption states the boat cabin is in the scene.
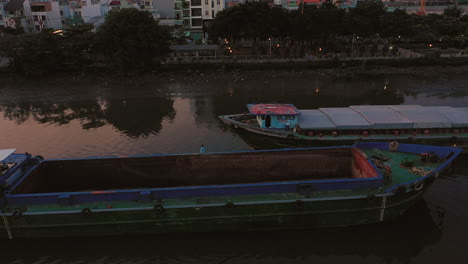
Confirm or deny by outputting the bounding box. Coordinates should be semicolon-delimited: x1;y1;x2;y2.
247;104;300;130
0;149;17;175
0;149;35;189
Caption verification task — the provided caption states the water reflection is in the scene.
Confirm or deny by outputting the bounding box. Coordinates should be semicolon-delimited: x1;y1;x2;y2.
0;78;405;143
103;98;175;138
0;98;175;138
203;79;404;118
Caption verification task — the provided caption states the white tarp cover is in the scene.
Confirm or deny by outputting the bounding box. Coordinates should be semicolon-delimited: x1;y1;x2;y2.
0;149;16;161
455;108;468;127
297;105;468;131
350;105;413;129
386;105;423;111
426;106;468;127
387;105;453;128
298;110;337;129
319;108;372;129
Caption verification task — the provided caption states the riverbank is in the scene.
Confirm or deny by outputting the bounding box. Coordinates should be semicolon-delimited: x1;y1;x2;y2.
2;57;468;87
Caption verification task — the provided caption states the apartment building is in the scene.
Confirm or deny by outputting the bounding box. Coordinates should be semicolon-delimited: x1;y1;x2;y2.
1;0;32;31
174;0;223;41
0;0;6;28
30;0;61;31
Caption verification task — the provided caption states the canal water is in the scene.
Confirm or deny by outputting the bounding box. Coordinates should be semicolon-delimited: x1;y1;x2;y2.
1;72;467;263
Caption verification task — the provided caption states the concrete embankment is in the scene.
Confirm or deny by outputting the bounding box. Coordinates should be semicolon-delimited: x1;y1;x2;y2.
159;57;468;72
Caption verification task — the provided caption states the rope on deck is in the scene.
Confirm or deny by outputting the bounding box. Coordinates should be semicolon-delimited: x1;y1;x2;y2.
379;196;387;222
409;167;433;176
2;215;13;239
372;148;394;165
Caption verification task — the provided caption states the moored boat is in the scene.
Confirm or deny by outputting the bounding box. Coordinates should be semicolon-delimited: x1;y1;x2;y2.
0;143;462;239
219;104;468;148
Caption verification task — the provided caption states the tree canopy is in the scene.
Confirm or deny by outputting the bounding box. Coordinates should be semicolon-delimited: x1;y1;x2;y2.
209;0;468;46
0;28;94;76
93;8;171;72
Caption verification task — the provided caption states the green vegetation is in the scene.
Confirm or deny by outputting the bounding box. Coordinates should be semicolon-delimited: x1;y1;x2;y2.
0;28;94;76
93;8;171;72
209;0;468;53
0;9;171;76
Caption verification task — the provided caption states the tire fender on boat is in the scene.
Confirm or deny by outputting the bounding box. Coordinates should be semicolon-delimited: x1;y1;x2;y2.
393;185;407;195
408;136;414;142
82;208;92;216
367;194;377;201
287;134;294;140
295;200;304;210
154;204;165;214
412;181;424;191
449;136;458;143
225;202;235;209
12;208;22;217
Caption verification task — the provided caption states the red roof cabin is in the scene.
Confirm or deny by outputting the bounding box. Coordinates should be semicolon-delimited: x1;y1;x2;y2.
247;104;300;129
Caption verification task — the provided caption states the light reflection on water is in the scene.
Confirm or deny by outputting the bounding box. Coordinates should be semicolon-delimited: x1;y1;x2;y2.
0;73;467;263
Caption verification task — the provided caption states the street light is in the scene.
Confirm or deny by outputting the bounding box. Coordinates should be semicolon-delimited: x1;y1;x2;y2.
269;38;272;57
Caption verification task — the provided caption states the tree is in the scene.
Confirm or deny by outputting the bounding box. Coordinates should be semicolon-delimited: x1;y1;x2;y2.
346;0;386;36
93;9;171;72
0;30;65;76
269;6;290;40
443;6;462;20
56;24;96;70
209;2;279;47
0;25;96;76
380;9;412;39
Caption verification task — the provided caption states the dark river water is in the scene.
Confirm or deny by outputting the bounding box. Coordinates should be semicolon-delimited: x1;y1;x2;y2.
1;72;467;263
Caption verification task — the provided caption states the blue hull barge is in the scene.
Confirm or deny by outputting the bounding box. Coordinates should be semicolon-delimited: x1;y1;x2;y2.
219;104;468;148
0;143;462;239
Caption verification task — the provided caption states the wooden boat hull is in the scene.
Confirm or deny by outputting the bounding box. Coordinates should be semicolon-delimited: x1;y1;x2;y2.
233;126;467;150
1;185;428;239
220;115;467;150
